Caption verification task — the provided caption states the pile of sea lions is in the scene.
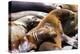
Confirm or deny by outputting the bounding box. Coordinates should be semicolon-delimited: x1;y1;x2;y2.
9;1;78;53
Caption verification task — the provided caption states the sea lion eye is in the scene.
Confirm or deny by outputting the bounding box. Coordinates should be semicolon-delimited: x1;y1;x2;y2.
69;13;75;20
71;17;74;20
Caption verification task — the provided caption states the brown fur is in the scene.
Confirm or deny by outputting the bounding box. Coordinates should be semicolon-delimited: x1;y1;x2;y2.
39;42;60;51
26;10;63;49
26;9;77;49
